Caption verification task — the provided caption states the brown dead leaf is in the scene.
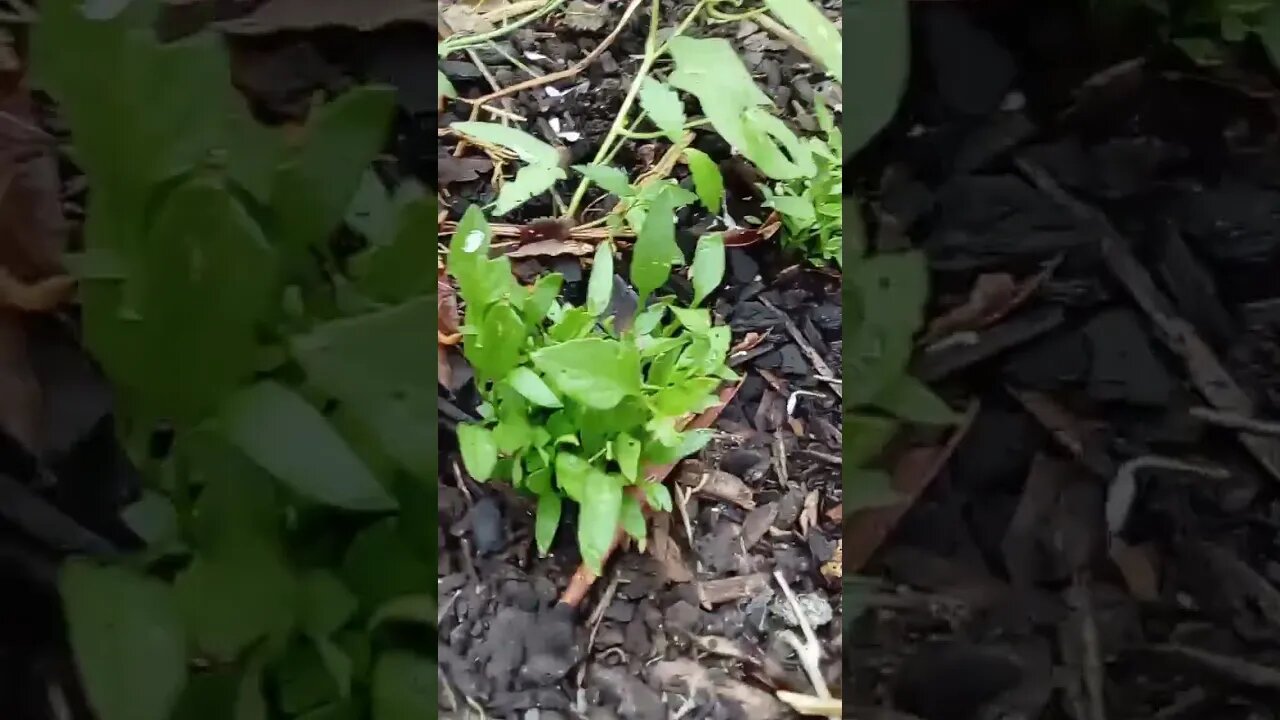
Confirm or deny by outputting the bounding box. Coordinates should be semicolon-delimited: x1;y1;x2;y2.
438;154;494;187
923;263;1056;344
923;273;1017;342
218;0;435;34
563;0;608;31
729;331;768;355
507;238;594;258
676;464;755;509
438;273;460;390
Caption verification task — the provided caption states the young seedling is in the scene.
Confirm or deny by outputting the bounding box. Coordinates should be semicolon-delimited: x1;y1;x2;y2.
448;196;735;575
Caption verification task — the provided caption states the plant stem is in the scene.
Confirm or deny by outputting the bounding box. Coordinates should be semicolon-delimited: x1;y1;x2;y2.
563;0;708;219
438;0;567;56
618;117;711;140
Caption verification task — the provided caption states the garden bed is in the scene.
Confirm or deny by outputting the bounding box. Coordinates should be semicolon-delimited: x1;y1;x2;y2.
437;0;845;717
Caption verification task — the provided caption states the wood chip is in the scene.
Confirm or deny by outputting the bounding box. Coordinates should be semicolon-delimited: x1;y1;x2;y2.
676;465;756;510
698;573;771;607
506;238;594;258
1019;158;1280;484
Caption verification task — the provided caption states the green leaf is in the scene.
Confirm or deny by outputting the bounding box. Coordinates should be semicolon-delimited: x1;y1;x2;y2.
631;186;683;299
62;560;187;720
587;241;615;316
314;638;354;699
129;175;277;425
843;0;909;154
526;273;564;325
846;470;901;511
670;306;711;334
450;121;561;166
470;302;526;380
299;571;358;638
616;433;641;482
643;481;673;512
620;492;647;549
270;86;397;264
578;470;623;574
457;423;498;481
762;0;842;81
506;366;562;408
121;490;179;546
342;520;432;610
573;164;633;196
290;297;436;479
368;595;435;630
846;414;898;467
353;193;438;303
493;162;566;216
638;77;687;142
439;70;457;100
684;148;724;213
371;652;434;720
847;252;929;406
768;193;817;224
532;338;642;409
174;466;296;661
668;37;808;179
690;233;725;307
873;376;958;425
535;492;562;556
555;452;592;502
218;381;397;511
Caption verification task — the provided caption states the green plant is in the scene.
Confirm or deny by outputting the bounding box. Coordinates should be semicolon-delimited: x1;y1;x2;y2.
34;2;435;719
761;98;843;267
1101;0;1280;69
840;0;955;510
447;190;734;573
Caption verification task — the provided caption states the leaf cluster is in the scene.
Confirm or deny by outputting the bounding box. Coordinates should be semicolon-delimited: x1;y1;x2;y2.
1100;0;1280;68
447;193;734;573
35;3;434;719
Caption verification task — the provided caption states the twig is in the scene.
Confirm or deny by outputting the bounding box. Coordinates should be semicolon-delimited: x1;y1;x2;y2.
1190;406;1280;437
1146;644;1280;691
575;573;621;687
472;0;645;105
1018;157;1280;485
758;296;841;398
775;570;838;719
776;691;842;718
1105;455;1229;534
438;0;566;55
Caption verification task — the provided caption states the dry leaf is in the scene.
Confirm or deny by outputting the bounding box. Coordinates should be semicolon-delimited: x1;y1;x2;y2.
507;238;594;258
676;464;755;509
438;273;460;390
563;0;607;31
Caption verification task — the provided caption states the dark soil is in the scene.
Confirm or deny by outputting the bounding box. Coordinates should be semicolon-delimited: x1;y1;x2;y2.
437;0;845;717
847;2;1280;719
